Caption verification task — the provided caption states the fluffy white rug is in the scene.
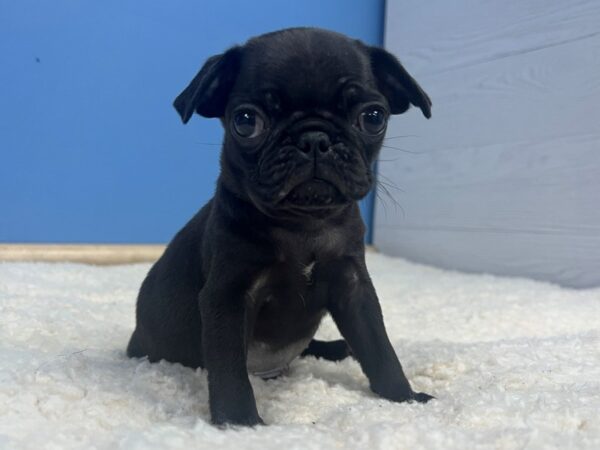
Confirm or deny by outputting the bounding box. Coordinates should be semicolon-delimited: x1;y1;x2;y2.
1;254;599;449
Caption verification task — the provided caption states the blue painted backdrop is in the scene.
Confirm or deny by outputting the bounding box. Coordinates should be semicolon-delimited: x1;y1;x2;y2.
0;1;383;243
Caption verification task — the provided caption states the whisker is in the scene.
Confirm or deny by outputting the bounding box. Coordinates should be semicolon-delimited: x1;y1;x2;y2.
377;173;405;193
376;181;405;218
377;157;404;163
376;183;398;214
383;134;419;140
377;179;405;194
375;189;389;219
381;145;423;155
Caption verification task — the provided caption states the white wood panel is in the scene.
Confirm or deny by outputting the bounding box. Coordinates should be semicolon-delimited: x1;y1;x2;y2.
376;0;600;288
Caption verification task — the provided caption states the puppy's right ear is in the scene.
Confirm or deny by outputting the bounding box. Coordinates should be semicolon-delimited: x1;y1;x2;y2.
173;47;241;123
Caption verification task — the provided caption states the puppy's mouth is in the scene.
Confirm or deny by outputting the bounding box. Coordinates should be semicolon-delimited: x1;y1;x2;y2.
282;178;347;210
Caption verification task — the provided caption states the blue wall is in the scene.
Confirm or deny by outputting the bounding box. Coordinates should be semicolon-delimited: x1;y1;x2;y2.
0;1;383;243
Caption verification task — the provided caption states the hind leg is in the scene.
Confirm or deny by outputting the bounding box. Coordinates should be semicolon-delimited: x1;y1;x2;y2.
301;339;352;361
126;327;147;359
126;304;205;370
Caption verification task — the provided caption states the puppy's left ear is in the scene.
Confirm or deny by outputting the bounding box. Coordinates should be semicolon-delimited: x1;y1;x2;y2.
368;47;432;118
173;46;242;123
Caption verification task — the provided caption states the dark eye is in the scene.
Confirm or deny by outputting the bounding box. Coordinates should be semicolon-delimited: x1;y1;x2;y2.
232;109;265;138
358;107;387;135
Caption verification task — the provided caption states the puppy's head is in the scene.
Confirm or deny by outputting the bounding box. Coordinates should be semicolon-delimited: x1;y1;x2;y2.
174;28;431;219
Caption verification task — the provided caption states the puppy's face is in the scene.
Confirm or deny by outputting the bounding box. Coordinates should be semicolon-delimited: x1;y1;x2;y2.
174;28;431;219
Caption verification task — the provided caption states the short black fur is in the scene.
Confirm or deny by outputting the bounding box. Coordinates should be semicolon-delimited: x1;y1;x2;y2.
128;27;433;427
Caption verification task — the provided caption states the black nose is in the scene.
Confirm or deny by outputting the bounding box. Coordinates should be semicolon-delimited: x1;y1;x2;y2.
297;131;331;154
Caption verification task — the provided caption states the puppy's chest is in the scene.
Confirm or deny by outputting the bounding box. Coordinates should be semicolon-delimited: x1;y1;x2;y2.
246;259;326;338
246;227;348;328
245;259;326;377
247;260;323;313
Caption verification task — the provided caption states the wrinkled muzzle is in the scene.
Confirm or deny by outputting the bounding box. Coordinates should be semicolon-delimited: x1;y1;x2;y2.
250;123;373;213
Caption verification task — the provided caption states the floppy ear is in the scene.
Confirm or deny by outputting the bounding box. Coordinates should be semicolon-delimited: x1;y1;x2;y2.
173;46;242;123
369;47;432;118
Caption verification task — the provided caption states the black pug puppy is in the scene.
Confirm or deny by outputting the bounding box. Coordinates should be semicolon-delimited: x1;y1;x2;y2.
127;27;433;426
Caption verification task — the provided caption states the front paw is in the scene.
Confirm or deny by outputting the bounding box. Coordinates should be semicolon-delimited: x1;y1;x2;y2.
372;382;435;404
210;397;265;427
411;391;435;403
211;410;265;427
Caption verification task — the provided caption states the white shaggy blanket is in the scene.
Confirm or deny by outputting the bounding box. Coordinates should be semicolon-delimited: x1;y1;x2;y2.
1;254;599;449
